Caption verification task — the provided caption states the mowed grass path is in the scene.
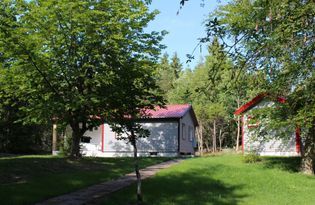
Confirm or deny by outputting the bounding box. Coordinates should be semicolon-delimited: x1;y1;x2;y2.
102;154;315;205
0;155;170;205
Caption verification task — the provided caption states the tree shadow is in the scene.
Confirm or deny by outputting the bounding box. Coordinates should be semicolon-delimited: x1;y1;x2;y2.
101;165;247;205
262;156;301;173
0;156;168;205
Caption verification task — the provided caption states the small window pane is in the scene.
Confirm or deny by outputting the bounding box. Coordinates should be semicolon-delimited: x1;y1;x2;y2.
189;126;193;142
182;123;186;140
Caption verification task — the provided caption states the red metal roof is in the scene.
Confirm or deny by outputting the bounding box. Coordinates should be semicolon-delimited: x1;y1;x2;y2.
234;93;286;115
142;104;199;126
144;104;192;118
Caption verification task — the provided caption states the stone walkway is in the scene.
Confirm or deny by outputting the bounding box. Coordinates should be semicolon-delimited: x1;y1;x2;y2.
35;159;184;205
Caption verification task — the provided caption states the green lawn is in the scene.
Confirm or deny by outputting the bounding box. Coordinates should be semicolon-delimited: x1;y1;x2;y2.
0;155;170;205
101;154;315;205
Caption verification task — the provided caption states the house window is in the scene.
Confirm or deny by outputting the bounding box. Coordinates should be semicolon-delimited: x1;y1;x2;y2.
81;136;92;143
182;123;186;140
189;126;193;142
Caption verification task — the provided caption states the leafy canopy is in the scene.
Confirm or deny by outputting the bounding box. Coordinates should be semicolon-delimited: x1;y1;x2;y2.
0;0;165;128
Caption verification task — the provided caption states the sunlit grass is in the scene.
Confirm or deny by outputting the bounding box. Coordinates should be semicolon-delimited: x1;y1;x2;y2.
101;154;315;205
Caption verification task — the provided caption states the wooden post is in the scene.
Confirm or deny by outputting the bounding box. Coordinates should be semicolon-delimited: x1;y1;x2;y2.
52;123;58;155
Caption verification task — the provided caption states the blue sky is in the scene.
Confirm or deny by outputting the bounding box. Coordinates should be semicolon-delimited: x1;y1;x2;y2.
147;0;227;69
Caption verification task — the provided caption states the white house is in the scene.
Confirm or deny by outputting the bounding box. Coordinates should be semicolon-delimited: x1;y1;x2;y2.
81;104;199;157
234;93;301;156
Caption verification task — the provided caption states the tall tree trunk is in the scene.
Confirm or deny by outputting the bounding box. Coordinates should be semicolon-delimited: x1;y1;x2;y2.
70;122;83;158
131;130;142;204
205;139;210;152
300;121;315;175
52;123;58;155
236;97;241;151
212;120;217;152
197;122;203;156
219;129;222;151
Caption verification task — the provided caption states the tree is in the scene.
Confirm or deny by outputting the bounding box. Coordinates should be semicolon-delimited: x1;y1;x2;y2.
170;52;183;79
0;60;51;153
199;38;233;152
109;73;163;204
164;39;241;154
208;0;315;174
167;69;193;104
157;53;173;93
0;0;165;158
157;52;183;95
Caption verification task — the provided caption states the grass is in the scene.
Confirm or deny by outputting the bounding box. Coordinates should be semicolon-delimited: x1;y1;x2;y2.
0;155;171;205
101;154;315;205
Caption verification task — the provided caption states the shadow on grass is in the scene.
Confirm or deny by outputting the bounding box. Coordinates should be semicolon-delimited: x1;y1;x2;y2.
102;165;247;205
262;156;301;173
0;156;170;205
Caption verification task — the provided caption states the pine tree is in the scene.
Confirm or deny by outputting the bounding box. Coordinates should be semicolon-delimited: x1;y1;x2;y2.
170;52;183;80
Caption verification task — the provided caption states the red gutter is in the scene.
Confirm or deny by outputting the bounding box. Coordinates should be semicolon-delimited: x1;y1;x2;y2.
295;127;301;154
101;124;104;152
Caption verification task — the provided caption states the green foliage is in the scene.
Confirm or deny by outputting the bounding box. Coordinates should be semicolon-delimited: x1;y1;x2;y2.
243;152;262;164
157;52;183;95
207;0;315;173
0;0;165;157
0;98;51;153
158;37;256;150
157;53;173;93
170;52;182;79
58;127;73;156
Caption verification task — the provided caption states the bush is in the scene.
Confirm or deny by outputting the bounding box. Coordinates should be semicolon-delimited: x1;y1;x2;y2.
243;153;262;163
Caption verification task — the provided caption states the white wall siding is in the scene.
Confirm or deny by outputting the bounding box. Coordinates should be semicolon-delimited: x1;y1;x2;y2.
243;100;299;156
103;123;133;153
81;121;179;157
138;122;178;152
179;112;195;154
81;127;102;156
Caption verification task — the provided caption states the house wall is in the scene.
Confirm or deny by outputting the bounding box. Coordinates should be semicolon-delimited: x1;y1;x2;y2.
243;100;299;156
81;120;179;157
80;126;102;157
179;111;195;154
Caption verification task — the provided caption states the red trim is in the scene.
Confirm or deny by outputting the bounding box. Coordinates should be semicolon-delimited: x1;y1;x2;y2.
295;127;301;153
277;97;286;103
241;115;244;153
234;93;267;115
101;124;104;152
234;93;286;115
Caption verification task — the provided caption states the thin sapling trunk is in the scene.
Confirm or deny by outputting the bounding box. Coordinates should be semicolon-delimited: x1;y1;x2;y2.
213;119;217;152
131;130;143;204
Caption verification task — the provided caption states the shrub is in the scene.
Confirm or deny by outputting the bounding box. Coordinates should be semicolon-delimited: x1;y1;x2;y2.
243;153;262;163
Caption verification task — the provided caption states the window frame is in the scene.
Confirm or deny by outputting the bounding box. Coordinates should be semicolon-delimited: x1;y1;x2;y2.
182;123;186;140
188;126;193;142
